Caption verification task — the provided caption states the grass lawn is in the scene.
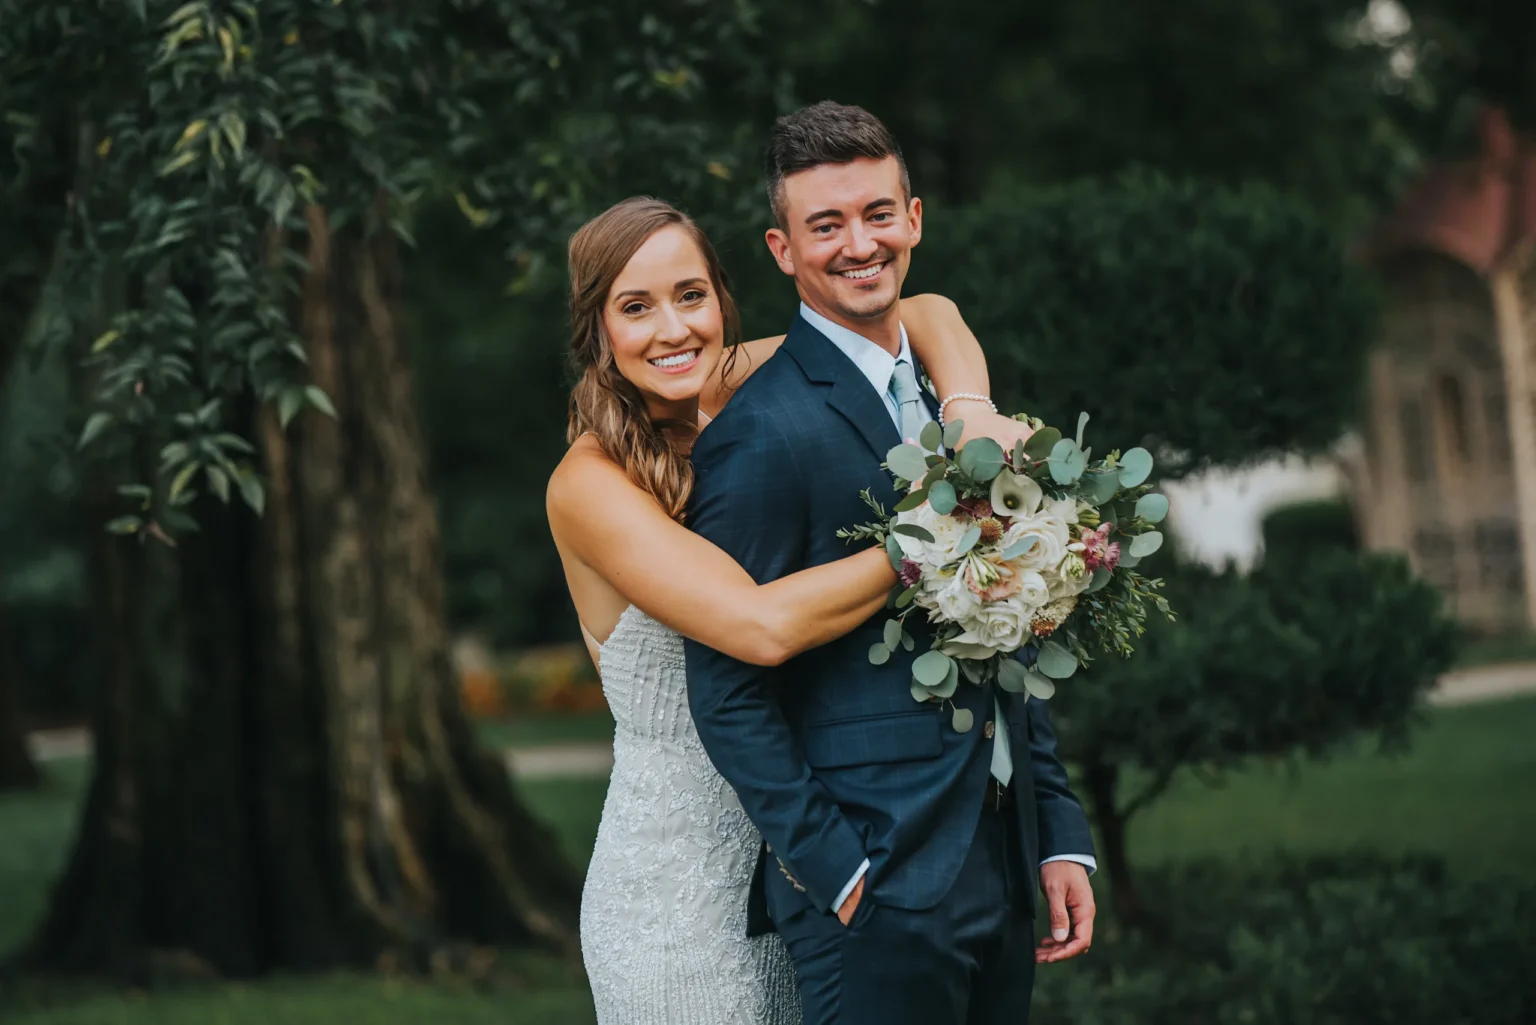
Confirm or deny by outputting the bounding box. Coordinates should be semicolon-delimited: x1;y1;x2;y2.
473;711;614;751
3;695;1533;1022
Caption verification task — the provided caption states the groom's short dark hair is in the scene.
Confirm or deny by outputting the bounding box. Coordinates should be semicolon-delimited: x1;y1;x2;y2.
765;101;910;230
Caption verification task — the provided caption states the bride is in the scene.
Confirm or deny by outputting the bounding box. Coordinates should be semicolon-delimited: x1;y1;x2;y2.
546;196;1029;1024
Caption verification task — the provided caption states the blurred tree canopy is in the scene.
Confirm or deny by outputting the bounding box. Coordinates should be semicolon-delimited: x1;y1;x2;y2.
0;0;776;976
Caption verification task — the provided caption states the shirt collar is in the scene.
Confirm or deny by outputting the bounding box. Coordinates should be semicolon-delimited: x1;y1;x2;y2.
799;301;912;398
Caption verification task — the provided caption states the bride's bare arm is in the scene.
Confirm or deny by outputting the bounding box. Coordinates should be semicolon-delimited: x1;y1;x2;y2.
548;446;895;666
901;295;1035;451
698;293;1007;424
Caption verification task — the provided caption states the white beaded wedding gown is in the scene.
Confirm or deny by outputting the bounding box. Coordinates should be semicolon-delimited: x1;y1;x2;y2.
579;604;802;1024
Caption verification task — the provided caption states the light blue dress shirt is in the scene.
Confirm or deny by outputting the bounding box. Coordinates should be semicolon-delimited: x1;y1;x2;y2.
797;302;1097;912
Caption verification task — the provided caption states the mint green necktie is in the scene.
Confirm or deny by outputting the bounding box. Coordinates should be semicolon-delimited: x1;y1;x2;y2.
888;358;929;445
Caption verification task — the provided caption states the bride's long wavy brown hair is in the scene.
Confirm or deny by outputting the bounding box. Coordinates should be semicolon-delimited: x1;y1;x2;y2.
566;197;740;521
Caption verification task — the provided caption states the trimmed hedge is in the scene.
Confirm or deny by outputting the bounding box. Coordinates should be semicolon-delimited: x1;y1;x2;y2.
909;174;1378;475
1034;856;1536;1025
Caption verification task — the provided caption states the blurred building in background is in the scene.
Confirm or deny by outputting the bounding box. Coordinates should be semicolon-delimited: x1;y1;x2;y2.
1356;108;1536;631
1168;109;1536;633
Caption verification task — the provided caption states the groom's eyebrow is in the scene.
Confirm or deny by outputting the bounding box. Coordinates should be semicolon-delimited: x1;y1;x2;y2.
802;198;896;225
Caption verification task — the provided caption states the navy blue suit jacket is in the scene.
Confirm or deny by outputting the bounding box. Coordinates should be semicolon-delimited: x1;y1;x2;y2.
683;315;1094;932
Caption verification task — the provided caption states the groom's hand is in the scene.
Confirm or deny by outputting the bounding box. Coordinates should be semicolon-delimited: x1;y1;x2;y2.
836;876;865;927
1035;861;1095;963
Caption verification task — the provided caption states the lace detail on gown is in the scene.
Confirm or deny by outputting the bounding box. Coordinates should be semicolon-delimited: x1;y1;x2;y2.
580;605;801;1024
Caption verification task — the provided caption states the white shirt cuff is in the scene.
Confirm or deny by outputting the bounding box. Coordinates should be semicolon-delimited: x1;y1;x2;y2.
1040;854;1097;875
831;858;871;912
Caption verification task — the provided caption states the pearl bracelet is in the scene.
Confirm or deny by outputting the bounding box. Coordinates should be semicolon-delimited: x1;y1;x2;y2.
937;392;996;425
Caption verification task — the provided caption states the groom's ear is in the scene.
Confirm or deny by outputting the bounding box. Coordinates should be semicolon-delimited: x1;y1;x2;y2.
907;196;923;248
764;227;796;277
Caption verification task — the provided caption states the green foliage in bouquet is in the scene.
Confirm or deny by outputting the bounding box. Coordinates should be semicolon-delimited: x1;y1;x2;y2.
839;414;1174;724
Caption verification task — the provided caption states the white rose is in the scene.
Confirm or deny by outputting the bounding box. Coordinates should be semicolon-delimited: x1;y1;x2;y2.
931;570;982;623
970;595;1034;652
1003;512;1071;573
893;503;968;566
1014;569;1051;610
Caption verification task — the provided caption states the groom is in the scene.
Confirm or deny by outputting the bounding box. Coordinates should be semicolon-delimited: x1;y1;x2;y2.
684;101;1097;1024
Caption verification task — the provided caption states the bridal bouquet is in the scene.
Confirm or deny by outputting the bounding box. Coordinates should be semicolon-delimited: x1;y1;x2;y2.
838;413;1173;731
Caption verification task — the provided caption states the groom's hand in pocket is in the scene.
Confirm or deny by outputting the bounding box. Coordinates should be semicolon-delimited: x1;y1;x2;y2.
1035;862;1095;963
836;876;865;927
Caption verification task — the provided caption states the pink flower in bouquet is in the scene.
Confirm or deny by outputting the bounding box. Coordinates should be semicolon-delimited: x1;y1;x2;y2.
1080;522;1120;572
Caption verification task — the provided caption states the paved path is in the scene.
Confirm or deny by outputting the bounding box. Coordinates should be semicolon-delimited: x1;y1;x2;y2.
26;661;1536;780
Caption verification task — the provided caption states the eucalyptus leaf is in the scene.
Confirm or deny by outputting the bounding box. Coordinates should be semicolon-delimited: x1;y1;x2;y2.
942;419;965;449
922;463;949;488
869;643;892;666
911;679;936;703
957;437;1005;482
928;479;957;515
912;650;953;687
883;620;902;650
1085;567;1111;593
1036;641;1079;680
886;534;905;571
1011;439;1027;470
1129;530;1164;557
930;663;959;699
1075;411;1090;449
954;524;983;558
1135;492;1170;524
1002;537;1038;561
1023;426;1061;461
1119;447;1154;487
887;443;930;483
951;707;975;734
893;523;936;543
997;659;1030;693
1083;470;1121;506
895;584;919;608
1048;438;1086;484
1024;671;1057;700
894;489;929;512
900;630;915;652
1118;551;1142;569
920;420;944;454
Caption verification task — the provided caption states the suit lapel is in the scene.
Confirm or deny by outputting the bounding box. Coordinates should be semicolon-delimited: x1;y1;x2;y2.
781;316;901;461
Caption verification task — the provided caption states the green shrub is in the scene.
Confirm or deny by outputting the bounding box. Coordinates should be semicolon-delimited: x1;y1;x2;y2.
909;174;1378;474
1034;857;1536;1025
1261;498;1360;561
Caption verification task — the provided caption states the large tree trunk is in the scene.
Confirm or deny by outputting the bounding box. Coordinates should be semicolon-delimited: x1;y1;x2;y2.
1081;759;1152;931
23;207;580;980
0;615;41;791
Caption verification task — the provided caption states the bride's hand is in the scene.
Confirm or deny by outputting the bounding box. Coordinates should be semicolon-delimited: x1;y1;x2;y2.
944;399;1034;454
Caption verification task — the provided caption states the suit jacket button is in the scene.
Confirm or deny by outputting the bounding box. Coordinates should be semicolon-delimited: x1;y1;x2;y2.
983;720;996;739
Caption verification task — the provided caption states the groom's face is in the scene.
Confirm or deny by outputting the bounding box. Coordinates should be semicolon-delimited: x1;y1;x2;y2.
765;156;922;327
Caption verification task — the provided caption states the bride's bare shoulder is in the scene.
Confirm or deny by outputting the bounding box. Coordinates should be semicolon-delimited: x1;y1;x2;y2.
548;435;636;518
